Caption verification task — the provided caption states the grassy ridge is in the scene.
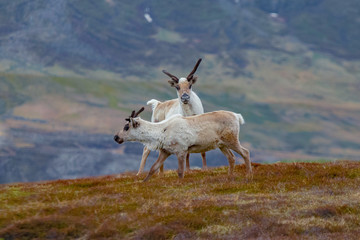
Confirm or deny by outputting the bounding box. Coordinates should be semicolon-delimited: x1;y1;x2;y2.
1;161;360;239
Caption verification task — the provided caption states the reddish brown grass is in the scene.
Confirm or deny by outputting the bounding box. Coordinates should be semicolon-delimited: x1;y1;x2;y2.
1;161;360;239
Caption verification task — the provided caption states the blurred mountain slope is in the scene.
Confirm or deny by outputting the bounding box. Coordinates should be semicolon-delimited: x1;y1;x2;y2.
1;0;360;74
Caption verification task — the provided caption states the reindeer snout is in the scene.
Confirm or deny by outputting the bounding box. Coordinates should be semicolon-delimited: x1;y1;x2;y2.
181;93;190;104
114;135;124;144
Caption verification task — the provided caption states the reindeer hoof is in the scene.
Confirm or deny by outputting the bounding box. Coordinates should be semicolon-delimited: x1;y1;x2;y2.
246;172;254;181
143;175;151;182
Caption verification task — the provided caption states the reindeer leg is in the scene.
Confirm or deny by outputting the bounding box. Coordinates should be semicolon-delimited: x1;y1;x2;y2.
157;152;164;175
201;152;207;170
219;147;235;174
230;142;252;179
177;153;187;178
137;146;151;175
185;153;190;171
143;150;170;182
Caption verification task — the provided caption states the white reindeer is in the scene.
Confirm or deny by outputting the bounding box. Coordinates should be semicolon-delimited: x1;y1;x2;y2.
137;58;207;175
114;107;252;182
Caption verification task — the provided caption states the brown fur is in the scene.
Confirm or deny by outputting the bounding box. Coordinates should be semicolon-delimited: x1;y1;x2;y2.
177;81;192;97
152;99;178;122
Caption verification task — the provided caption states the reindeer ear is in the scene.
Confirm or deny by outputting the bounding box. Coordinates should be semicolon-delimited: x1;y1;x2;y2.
130;118;140;128
168;80;176;87
189;76;197;85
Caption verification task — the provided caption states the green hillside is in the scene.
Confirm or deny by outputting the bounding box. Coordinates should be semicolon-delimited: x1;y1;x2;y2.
1;161;360;239
1;49;359;164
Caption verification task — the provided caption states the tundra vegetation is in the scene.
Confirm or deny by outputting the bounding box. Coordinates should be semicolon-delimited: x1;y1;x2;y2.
1;161;360;239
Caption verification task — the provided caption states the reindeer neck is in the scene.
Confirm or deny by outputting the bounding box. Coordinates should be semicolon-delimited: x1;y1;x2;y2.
132;119;164;144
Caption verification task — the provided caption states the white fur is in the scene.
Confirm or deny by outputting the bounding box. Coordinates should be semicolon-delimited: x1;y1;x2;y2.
133;114;182;151
178;77;187;83
125;111;241;152
146;92;203;120
236;113;245;125
147;99;160;112
179;91;204;116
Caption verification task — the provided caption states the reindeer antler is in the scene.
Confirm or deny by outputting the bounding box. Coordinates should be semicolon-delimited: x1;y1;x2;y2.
162;70;179;83
134;107;145;117
125;107;145;122
130;110;136;118
187;58;202;81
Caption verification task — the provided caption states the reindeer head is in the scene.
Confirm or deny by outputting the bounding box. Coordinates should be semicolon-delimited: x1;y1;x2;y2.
162;58;202;104
114;107;144;144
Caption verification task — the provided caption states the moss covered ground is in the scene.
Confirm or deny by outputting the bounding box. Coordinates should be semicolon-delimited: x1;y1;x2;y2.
1;161;360;239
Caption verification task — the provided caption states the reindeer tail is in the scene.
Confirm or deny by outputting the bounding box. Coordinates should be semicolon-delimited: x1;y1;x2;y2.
236;113;245;125
147;99;161;111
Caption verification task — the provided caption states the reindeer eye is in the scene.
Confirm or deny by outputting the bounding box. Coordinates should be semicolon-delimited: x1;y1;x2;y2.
175;85;180;90
124;124;130;131
189;84;192;89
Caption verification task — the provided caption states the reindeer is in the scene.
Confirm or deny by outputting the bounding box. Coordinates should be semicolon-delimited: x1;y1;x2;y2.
137;58;207;175
114;107;252;182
